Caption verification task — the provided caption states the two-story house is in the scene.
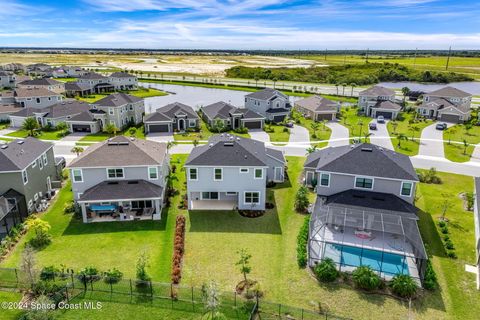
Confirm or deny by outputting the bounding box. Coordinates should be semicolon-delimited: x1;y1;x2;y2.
0;88;63;109
294;95;339;121
416;86;472;123
77;72;114;93
184;135;286;211
17;78;65;95
358;86;402;119
93;93;144;129
110;72;138;90
200;101;265;130
0;71;16;89
69;136;169;223
144;102;200;133
0;137;63;218
244;88;291;123
305;143;427;282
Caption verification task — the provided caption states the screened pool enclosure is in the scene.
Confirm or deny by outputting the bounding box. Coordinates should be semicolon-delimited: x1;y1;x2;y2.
308;201;427;282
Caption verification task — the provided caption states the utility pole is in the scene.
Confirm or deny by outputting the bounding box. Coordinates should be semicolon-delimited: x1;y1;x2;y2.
445;46;452;70
365;48;369;63
413;48;417;68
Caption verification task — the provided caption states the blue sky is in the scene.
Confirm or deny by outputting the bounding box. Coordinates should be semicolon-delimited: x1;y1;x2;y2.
1;0;480;49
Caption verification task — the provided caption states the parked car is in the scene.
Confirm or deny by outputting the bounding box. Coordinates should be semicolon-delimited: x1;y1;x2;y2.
436;122;448;130
369;122;377;130
376;116;385;123
285;121;294;128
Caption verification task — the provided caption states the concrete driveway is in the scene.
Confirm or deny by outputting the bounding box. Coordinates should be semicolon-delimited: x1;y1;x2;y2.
146;132;174;142
289;125;310;144
249;129;270;143
326;122;349;147
470;144;480;163
369;120;394;150
418;122;454;158
60;132;89;142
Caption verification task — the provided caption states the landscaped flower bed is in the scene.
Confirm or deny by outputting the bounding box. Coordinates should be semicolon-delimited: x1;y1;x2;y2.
171;215;186;284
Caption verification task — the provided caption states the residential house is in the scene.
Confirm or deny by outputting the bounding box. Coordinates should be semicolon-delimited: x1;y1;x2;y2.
1;63;26;73
144;102;199;133
200;101;265;130
91;93;144;129
0;104;22;122
244;88;292;123
110;72;138;90
77;72;114;93
27;64;53;77
0;137;63;217
17;78;65;95
69;136;169;223
58;66;88;78
184;135;286;211
9;100;91;128
305;143;427;282
358;86;402;119
0;71;16;89
65;82;94;97
416;86;472;123
0;88;63;109
474;177;480;290
294;95;339;121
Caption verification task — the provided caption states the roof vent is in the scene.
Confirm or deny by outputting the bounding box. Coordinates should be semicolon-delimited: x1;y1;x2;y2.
107;181;119;185
209;143;213;147
236;137;240;141
372;196;385;201
224;142;234;147
17;140;24;145
361;147;373;152
1;145;7;149
127;181;139;184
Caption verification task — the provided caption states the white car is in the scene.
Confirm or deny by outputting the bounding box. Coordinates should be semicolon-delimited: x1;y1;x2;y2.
377;116;385;123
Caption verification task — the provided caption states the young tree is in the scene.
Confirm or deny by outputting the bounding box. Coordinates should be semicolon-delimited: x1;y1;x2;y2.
310;122;320;138
462;138;468;155
128;127;137;137
201;281;224;320
447;127;457;144
357;120;364;137
136;251;151;282
306;145;317;154
22;117;40;136
408;125;420;141
20;245;37;288
391;121;398;134
105;123;119;136
350;83;357;96
211;119;226;133
193;139;199;147
70;146;84;156
401;87;411;103
236;249;252;283
295;186;310;212
440;193;453;221
341;83;348;96
254;76;259;88
363;132;372;143
25;218;52;249
272;77;278;89
396;133;408;148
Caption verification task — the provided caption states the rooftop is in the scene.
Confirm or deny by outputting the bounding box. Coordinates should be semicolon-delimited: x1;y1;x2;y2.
94;92;143;107
0;137;52;171
427;86;471;98
144;102;198;122
359;86;395;97
295;95;338;112
245;88;287;101
78;180;163;202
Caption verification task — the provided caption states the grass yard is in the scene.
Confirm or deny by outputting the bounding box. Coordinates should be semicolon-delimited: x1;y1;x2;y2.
173;120;250;142
264;123;290;143
76;87;167;103
291;110;331;148
6;128;68;141
53;77;79;83
0;290;24;320
443;123;480;162
387;112;432;156
79;125;145;142
0;122;10;130
339;107;371;141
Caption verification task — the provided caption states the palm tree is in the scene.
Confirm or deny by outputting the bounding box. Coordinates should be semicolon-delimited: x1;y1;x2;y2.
70;146;84;156
462;139;468;155
350;83;357;97
254;76;259;88
447;127;457;144
22;117;40;136
310;122;320;137
363;132;372;143
408;125;420;141
357;120;364;137
391;121;398;134
306;145;317;154
396;133;408;148
342;83;348;96
401;87;410;103
272;77;278;89
335;82;339;95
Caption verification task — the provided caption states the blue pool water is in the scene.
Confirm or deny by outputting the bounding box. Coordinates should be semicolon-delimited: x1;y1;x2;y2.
324;243;409;276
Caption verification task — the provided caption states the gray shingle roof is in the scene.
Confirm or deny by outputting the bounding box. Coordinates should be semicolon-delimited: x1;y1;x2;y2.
67;111;96;122
246;88;287;100
0;137;52;171
65;82;93;91
305;143;418;181
359;86;395;97
79;72;106;80
419;97;470;113
0;104;22;114
201;101;237;120
372;100;402;111
144;102;198;122
186;135;274;167
11;100;91;119
110;72;136;78
69;136;167;168
94;93;142;107
79;180;163;202
14;87;60;98
18;78;62;86
295;95;338;113
427;86;471;98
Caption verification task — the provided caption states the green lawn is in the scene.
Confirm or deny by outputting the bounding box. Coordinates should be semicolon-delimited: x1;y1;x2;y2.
6;129;68;141
264;123;290;143
53;77;79;83
291;110;331;148
0;290;24;320
0;122;9;130
79;126;146;142
173;121;250;142
387;112;432;156
76;87;167;103
443;123;480;162
339;107;371;142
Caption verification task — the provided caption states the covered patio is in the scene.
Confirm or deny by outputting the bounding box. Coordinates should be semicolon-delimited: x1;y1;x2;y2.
188;191;238;210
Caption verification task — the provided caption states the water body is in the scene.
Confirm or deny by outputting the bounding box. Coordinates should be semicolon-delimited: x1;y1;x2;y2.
142;82;303;113
379;81;480;95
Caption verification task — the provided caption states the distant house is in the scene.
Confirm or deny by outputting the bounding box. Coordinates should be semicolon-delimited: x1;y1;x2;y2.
294;95;339;121
200;101;265;130
65;82;94;97
358;86;401;119
27;64;53;77
1;63;26;73
17;78;65;94
69;136;169;223
144;102;199;133
0;88;63;109
0;137;64;217
9;100;91;128
0;71;16;89
77;72;114;93
244;88;291;123
0;104;22;122
474;177;480;290
110;72;138;90
184;135;286;211
305;143;427;282
416;86;472;123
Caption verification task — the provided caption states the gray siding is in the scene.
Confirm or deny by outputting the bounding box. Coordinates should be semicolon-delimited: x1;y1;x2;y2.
16;95;63;109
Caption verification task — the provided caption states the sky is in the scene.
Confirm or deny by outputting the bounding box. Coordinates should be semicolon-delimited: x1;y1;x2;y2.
1;0;480;50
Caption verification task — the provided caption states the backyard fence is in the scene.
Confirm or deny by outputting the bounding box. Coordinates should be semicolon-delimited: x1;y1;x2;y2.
0;267;350;320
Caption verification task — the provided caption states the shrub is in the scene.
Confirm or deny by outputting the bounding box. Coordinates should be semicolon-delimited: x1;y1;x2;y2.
314;258;339;282
77;266;100;284
423;260;438;291
171;215;186;284
389;274;417;298
352;266;382;291
234;127;248;134
104;268;123;284
39;266;59;281
437;221;446;228
417;167;442;184
296;215;310;268
245;282;263;299
25;218;52;249
64;201;75;213
444;239;455;250
136;251;151;284
447;250;457;259
294;186;310;212
464;192;474;211
283;127;289;133
440;226;449;234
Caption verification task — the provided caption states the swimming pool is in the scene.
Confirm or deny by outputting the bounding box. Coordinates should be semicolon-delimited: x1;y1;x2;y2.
323;243;409;276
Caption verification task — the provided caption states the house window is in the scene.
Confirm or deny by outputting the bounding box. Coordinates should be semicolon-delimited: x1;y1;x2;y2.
22;170;28;185
355;177;373;189
189;120;196;127
254;168;263;179
129;105;133;111
39;158;43;170
107;168;124;179
36;98;41;104
72;169;83;182
240;168;249;173
201;192;219;200
32;160;37;168
109;108;114;115
244;192;260;205
42;153;47;166
189;168;198;181
34;193;38;201
28;200;33;210
148;167;158;180
401;182;413;197
320;173;330;187
214;168;222;181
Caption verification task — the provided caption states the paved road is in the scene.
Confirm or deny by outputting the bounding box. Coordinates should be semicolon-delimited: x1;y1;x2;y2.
418;122;454;158
289;125;310;144
369;120;394;150
249;129;270;143
326;122;349;147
